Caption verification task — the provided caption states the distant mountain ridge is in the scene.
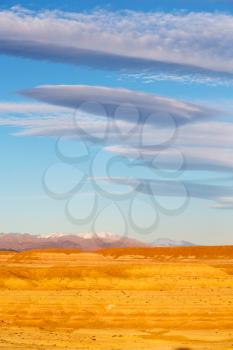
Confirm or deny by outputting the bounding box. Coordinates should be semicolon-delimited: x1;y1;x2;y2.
0;232;195;251
152;238;196;247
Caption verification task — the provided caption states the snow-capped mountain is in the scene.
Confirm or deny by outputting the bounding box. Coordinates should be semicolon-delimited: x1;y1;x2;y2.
0;233;195;251
77;232;123;241
153;237;195;247
43;232;67;239
0;232;146;251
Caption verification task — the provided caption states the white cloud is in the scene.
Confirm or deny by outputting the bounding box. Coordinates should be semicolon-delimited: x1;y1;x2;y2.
105;144;233;173
1;101;232;174
104;120;233;173
0;102;70;114
99;177;233;204
121;72;233;86
1;8;233;83
0;86;232;175
0;101;121;138
20;84;218;126
0;98;232;206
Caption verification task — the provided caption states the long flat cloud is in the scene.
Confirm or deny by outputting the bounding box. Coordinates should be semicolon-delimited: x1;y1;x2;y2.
105;120;233;173
98;177;233;209
1;8;233;83
1;99;233;205
0;83;231;174
0;102;70;114
0;100;232;174
20;85;218;127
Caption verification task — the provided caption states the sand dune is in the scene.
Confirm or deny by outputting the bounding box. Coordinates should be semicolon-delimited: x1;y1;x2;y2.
0;246;232;349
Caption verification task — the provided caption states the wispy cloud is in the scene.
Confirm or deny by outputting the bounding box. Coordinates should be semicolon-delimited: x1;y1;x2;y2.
0;86;231;175
104;120;233;173
105;145;233;173
1;92;232;208
97;176;233;206
0;102;70;115
0;100;123;139
1;8;233;84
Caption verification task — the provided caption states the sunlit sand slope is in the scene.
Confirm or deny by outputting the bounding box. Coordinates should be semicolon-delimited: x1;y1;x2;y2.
0;246;232;349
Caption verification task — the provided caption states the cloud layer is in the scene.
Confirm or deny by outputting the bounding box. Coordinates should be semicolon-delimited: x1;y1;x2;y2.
98;177;233;211
20;84;218;127
1;8;233;83
105;121;233;173
103;177;233;201
0;85;231;175
0;85;232;208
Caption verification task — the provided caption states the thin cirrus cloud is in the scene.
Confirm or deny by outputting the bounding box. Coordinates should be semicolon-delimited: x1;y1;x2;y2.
1;8;233;84
1;105;233;175
104;120;233;173
105;145;233;173
0;96;233;207
0;102;70;115
99;177;233;208
0;88;232;177
0;101;74;136
0;85;231;177
0;100;133;139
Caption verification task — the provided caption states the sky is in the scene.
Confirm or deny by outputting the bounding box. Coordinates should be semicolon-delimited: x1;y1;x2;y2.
0;0;233;245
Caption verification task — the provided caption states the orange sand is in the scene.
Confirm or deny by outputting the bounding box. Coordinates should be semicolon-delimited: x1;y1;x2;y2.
0;246;232;349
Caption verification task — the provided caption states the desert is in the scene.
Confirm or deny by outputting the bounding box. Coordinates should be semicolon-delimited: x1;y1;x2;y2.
0;245;232;349
1;1;233;349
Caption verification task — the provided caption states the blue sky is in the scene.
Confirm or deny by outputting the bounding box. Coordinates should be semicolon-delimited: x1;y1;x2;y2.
1;1;233;13
0;1;233;245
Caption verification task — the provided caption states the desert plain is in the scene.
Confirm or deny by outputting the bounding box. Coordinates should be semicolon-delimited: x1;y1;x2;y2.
0;245;232;350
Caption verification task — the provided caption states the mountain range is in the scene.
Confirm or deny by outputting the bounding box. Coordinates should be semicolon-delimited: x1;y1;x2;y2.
0;232;195;251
